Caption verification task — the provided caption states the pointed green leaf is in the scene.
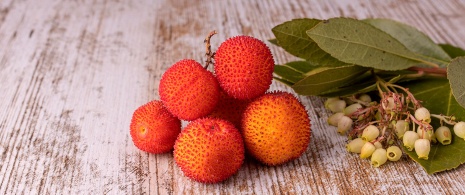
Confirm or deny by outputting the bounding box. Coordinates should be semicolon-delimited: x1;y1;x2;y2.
306;18;440;70
268;38;279;46
274;61;319;84
448;57;465;108
291;65;369;96
364;18;451;66
271;19;348;67
440;44;465;58
403;78;465;174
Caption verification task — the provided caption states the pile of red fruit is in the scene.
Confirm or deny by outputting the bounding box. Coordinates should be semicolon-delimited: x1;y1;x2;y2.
129;34;312;183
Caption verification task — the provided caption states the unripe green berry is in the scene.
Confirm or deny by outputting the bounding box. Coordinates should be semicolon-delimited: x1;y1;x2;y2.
453;121;465;140
327;100;346;113
383;97;396;111
435;126;452;145
373;141;383;149
386;146;402;161
362;125;380;142
374;111;382;121
358;94;371;103
327;112;344;126
343;103;362;116
388;139;394;145
414;139;431;160
360;142;376;159
371;148;388;168
403;131;419;151
337;116;352;135
346;138;366;153
394;120;409;138
414;107;431;123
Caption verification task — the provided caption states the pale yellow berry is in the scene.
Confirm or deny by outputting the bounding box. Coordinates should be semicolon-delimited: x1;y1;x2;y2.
371;148;388;167
414;139;431;160
382;97;396;111
362;125;380;142
327;100;346;113
373;141;383;149
360;142;376;159
430;129;437;144
435;126;452;145
403;131;419;151
394;120;409;138
417;126;432;141
453;121;465;140
358;94;371;103
414;107;431;123
337;116;352;135
346;138;366;153
386;146;402;161
327;112;344;126
325;97;340;109
344;103;362;116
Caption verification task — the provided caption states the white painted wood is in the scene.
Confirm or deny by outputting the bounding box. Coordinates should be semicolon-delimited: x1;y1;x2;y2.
1;0;465;194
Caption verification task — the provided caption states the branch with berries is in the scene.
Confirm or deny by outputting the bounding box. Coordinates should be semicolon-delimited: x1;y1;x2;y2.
325;78;465;167
271;17;465;174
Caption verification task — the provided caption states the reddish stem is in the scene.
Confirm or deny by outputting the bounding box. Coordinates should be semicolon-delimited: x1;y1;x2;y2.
407;67;447;77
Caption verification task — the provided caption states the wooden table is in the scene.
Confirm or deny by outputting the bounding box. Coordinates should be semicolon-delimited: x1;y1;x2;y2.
1;0;465;194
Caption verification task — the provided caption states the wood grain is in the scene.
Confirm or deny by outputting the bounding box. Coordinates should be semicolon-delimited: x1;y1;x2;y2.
1;0;465;194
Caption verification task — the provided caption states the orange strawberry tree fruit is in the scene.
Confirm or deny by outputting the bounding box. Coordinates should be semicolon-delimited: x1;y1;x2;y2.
130;31;312;183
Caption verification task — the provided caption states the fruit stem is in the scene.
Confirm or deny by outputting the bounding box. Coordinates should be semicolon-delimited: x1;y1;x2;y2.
406;67;447;77
204;30;217;69
431;114;457;125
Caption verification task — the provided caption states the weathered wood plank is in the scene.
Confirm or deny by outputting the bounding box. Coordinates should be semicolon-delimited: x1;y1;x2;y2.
1;0;465;194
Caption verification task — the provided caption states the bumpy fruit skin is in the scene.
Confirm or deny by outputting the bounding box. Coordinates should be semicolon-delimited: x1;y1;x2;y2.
159;59;220;121
208;90;251;129
214;35;274;100
174;118;245;183
242;91;311;166
130;100;182;153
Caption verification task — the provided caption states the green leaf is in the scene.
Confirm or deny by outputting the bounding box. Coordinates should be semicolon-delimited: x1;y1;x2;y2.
273;77;294;87
274;65;301;84
268;39;279;46
448;57;465;108
318;81;376;97
318;71;410;97
274;61;319;84
440;44;465;58
306;18;439;70
403;78;465;174
284;60;318;73
271;18;321;60
271;18;348;67
291;65;369;96
364;18;451;66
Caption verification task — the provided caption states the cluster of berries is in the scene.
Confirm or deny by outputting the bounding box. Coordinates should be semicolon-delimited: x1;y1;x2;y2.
325;90;465;167
130;34;311;183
